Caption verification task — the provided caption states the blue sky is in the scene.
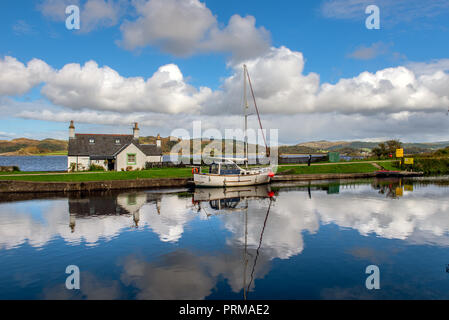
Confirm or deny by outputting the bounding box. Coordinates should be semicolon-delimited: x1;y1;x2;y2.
1;0;449;144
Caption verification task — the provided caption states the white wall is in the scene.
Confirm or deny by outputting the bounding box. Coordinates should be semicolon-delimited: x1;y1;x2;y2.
68;156;90;172
116;144;146;171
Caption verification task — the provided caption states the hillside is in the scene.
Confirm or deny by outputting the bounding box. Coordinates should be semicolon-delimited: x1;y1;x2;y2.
2;137;449;156
279;140;449;155
0;138;68;155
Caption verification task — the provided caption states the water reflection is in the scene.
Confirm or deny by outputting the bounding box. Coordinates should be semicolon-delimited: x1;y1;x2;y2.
1;178;449;299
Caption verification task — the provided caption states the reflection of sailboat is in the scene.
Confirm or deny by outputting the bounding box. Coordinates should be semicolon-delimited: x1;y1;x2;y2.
193;185;274;213
193;184;275;299
243;189;273;300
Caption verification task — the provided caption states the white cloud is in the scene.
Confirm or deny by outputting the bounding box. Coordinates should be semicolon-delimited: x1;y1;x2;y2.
40;61;210;113
119;0;216;54
119;0;270;61
0;56;52;96
407;59;449;76
2;51;449;142
206;47;449;115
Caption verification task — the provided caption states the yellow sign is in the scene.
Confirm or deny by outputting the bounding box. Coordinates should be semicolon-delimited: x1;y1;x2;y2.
404;158;414;165
395;187;403;197
404;184;414;192
396;148;404;158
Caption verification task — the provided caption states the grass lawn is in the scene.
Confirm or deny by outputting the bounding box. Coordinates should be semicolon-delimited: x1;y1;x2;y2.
36;151;68;156
376;161;400;171
0;168;193;182
277;163;378;175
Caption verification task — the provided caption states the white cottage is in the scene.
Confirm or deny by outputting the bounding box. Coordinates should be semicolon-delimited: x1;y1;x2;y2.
67;121;162;171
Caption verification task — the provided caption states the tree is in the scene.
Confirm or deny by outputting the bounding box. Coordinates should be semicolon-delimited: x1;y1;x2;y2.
372;140;402;159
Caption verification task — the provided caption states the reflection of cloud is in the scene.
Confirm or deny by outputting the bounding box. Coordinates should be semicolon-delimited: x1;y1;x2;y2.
2;184;449;256
120;252;216;300
0;192;195;249
0;199;136;249
120;249;271;299
221;194;319;260
139;195;195;242
316;185;449;244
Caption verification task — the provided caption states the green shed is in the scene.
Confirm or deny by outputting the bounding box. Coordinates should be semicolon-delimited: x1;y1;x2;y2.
328;152;340;163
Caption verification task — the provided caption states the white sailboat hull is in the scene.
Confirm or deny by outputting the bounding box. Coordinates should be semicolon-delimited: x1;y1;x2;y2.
194;172;271;187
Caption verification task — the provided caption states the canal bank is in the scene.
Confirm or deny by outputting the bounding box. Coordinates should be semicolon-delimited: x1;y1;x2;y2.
0;171;423;193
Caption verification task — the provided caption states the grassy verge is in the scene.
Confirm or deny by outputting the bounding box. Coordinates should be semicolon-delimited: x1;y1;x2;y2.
376;161;400;171
35;152;68;156
0;168;192;182
277;163;378;175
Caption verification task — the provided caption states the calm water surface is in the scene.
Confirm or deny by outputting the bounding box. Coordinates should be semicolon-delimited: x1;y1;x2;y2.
0;156;67;171
1;178;449;299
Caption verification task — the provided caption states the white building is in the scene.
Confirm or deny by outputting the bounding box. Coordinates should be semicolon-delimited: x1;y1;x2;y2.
67;121;162;171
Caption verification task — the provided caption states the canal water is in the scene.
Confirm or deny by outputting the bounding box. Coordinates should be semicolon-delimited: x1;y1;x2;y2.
0;178;449;299
0;156;67;172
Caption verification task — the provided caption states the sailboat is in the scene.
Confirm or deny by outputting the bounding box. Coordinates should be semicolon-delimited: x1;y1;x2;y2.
193;65;274;187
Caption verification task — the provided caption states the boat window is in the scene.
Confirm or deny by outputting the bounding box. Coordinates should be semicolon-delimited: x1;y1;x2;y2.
210;164;219;174
220;163;241;175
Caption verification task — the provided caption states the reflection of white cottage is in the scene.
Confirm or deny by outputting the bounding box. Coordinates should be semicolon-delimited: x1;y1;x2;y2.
67;121;162;171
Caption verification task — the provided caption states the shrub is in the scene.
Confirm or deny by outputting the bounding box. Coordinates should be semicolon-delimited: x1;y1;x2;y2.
414;158;449;175
89;164;105;171
69;162;77;172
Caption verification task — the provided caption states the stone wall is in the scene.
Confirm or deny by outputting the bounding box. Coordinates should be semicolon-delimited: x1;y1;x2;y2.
0;178;191;193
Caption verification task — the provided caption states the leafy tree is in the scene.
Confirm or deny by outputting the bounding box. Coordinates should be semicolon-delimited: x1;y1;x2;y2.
372;140;403;159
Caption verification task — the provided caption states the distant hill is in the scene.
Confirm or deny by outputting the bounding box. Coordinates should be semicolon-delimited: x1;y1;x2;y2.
2;137;449;156
279;140;449;155
0;138;68;155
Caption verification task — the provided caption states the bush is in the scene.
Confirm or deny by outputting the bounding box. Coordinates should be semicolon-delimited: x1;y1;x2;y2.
69;162;77;172
414;158;449;175
89;164;105;171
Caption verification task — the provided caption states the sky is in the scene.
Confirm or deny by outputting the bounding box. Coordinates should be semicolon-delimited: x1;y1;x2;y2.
0;0;449;144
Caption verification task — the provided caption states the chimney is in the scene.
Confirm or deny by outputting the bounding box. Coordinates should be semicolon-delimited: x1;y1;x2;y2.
69;120;75;139
133;122;140;140
156;133;161;148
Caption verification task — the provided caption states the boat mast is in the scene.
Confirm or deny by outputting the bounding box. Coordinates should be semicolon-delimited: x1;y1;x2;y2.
243;65;248;168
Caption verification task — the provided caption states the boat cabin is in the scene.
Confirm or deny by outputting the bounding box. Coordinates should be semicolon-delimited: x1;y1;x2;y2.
209;162;241;175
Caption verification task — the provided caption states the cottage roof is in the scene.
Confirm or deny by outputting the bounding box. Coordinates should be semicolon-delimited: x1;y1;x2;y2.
136;144;162;157
68;134;162;157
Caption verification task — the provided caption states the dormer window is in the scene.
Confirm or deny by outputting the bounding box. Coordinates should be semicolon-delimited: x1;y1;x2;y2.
115;139;120;144
89;138;95;144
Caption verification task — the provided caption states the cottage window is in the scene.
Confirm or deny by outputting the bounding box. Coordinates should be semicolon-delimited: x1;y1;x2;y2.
127;153;136;165
89;138;95;144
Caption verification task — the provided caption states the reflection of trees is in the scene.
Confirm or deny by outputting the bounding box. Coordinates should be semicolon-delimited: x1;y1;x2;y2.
371;178;404;198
